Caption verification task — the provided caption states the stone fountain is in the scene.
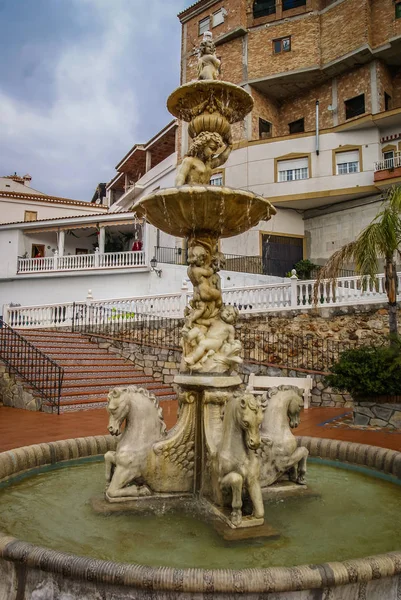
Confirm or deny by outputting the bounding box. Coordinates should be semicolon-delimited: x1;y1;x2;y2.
104;32;308;530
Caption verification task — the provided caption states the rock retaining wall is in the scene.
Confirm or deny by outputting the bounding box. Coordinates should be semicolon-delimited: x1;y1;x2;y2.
353;401;401;429
0;363;40;411
90;337;351;408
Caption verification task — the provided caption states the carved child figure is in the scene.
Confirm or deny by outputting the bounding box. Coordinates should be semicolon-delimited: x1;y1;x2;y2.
185;245;222;328
197;35;221;80
184;305;240;367
175;131;232;186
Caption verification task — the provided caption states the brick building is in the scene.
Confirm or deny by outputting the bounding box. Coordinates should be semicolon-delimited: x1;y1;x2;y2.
108;0;401;276
171;0;401;272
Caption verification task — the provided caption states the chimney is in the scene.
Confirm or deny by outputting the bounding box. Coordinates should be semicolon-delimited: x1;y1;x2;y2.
23;174;32;187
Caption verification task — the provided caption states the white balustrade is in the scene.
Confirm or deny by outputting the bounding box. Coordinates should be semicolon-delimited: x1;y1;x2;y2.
17;257;54;273
5;302;75;329
17;251;147;274
374;153;401;172
4;271;400;329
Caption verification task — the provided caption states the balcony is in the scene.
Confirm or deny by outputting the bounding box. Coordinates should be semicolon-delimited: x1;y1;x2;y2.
374;153;401;184
17;250;147;275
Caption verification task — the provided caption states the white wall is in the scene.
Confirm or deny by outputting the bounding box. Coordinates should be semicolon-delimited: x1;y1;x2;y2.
305;195;383;262
0;263;284;311
0;197;107;225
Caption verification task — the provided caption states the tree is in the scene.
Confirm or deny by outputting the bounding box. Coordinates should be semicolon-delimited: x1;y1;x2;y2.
314;186;401;336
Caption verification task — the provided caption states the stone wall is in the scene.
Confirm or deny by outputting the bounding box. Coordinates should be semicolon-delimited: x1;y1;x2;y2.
90;336;351;408
0;362;40;411
353;401;401;429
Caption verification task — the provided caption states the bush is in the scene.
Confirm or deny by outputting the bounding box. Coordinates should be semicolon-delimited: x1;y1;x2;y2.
325;342;401;397
293;259;320;279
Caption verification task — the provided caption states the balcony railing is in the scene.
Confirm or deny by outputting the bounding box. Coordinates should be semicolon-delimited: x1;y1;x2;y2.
374;153;401;172
17;250;146;274
5;271;401;329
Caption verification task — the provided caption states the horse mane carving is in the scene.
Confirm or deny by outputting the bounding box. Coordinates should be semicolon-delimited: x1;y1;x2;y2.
109;385;167;436
259;384;308;487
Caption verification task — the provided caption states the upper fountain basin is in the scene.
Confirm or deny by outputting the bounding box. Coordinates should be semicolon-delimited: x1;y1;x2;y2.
131;185;276;239
167;81;254;125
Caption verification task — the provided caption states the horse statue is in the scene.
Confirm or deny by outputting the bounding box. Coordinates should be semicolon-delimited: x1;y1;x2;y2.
211;391;266;527
105;386;195;500
259;385;308;487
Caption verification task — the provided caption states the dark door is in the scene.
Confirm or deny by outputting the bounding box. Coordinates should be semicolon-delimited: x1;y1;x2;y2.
262;234;303;276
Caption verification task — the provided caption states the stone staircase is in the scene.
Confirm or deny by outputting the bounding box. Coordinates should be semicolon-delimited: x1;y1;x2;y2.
19;330;176;413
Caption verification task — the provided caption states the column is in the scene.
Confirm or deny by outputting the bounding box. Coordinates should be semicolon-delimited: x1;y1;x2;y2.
146;150;152;173
98;227;106;254
58;230;65;257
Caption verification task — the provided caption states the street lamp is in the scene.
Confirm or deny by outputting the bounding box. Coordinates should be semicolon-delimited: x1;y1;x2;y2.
150;256;162;277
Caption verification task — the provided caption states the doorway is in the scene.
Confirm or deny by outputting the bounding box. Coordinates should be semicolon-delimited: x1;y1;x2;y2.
262;234;303;277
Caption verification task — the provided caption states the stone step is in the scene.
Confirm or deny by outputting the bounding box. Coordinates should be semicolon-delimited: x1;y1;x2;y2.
62;371;143;381
51;357;130;365
61;378;157;392
60;382;173;397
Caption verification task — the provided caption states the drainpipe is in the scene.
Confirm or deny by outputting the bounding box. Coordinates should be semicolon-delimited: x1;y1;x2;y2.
315;100;320;156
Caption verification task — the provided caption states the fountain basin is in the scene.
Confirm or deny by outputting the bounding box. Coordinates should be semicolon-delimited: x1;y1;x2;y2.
1;436;401;599
131;185;276;239
167;80;254;124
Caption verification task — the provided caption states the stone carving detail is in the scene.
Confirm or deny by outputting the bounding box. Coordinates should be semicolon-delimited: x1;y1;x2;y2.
181;241;242;374
198;33;220;81
210;391;266;526
104;386;195;500
175;131;232;186
258;386;309;487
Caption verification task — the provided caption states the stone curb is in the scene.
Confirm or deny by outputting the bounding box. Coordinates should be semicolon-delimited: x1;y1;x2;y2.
0;435;400;594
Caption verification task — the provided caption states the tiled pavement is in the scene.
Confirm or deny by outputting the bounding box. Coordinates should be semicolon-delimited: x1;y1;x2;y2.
1;404;401;453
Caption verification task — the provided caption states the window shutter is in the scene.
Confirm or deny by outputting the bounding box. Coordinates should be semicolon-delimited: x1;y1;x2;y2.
278;157;308;171
335;150;359;165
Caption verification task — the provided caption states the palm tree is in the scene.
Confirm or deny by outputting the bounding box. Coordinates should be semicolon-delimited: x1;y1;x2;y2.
314;186;401;336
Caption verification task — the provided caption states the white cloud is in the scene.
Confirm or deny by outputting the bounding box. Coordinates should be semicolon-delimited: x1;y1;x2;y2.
0;0;187;199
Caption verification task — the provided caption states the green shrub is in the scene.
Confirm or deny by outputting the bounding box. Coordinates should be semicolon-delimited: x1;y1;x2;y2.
293;259;320;280
325;342;401;397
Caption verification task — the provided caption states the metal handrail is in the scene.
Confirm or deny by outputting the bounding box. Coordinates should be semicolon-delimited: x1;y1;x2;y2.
0;321;64;413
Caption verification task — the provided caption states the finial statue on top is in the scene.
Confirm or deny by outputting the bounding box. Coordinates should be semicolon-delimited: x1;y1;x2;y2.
198;31;221;80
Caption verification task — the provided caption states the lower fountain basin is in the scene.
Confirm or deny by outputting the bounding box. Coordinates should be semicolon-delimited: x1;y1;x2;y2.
131;185;277;239
1;436;401;599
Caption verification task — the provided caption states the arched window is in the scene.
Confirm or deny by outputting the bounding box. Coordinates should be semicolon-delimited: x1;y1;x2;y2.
253;0;276;19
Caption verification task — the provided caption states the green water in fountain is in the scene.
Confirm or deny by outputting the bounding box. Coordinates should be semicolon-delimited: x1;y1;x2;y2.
1;460;400;569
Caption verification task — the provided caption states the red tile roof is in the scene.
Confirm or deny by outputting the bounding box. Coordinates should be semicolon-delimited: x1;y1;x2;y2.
0;190;108;209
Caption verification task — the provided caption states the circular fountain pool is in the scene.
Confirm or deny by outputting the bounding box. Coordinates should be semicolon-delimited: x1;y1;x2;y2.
1;459;401;570
1;436;401;599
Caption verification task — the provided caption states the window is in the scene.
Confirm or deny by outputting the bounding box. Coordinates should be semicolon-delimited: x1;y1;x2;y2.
199;16;210;35
345;94;365;120
253;0;276;18
278;157;309;182
383;150;395;168
396;2;401;19
335;150;360;175
289;118;304;134
259;118;272;139
210;173;223;186
283;0;306;9
212;8;225;27
24;210;37;222
273;36;291;54
385;92;392;111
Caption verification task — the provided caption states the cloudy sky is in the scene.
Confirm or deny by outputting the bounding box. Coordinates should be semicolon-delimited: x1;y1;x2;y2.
0;0;191;200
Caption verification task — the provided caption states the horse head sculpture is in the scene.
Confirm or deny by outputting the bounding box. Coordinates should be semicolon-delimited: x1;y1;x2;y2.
235;391;266;450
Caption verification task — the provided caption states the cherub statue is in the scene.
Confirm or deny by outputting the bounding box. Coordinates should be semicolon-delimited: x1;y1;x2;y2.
175;131;232;186
198;34;220;80
184;305;240;367
184;245;222;329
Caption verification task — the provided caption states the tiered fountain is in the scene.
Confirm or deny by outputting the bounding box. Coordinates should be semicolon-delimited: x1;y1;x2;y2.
1;32;401;600
102;32;309;531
